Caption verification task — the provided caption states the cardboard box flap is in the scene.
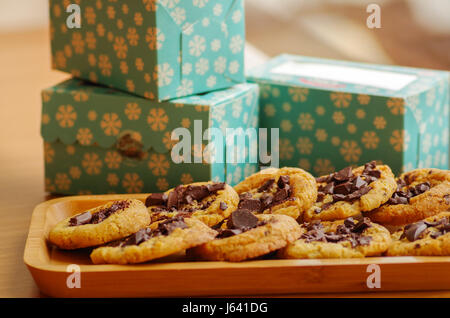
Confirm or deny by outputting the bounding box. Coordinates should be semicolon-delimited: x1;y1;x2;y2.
40;79;210;154
247;54;449;98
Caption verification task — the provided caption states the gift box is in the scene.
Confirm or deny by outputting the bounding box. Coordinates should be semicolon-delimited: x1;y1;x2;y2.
41;78;258;195
49;0;245;101
247;54;449;175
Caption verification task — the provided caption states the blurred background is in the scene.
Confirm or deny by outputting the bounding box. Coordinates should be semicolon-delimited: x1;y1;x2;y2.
0;0;449;69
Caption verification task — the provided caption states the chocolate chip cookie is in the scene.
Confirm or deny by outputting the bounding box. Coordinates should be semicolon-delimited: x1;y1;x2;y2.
146;181;239;227
48;199;150;250
303;161;397;222
278;217;391;259
90;216;217;264
387;212;450;256
189;209;302;262
233;167;317;220
366;168;450;225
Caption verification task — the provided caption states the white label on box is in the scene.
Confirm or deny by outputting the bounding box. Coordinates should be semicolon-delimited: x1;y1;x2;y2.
270;61;418;91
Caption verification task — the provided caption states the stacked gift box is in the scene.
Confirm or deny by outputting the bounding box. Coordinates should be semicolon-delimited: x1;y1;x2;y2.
42;1;449;195
43;0;259;195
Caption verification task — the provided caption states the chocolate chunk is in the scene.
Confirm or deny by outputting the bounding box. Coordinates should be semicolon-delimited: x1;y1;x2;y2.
185;185;210;201
332;193;346;201
347;186;371;200
216;228;243;238
334;182;352;195
367;169;381;179
403;222;427;242
343;217;355;228
260;194;273;210
363;161;377;173
324;233;342;242
333;166;353;182
258;179;275;192
353;176;368;190
277;175;290;189
397;178;407;190
185;195;194;205
157;217;188;235
220;202;228;210
424;218;445;227
352;218;372;233
301;228;326;243
322;183;334;195
206;182;225;193
364;175;378;184
145;193;167;207
70;200;130;226
227;209;259;230
410;182;430;197
126;228;153;246
167;190;179;208
108;227;154;247
316;175;332;183
316;192;326;202
430;231;443;239
305;220;323;232
388;192;409;205
273;188;289;202
239;192;252;200
238;198;262;212
314;207;322;214
69;211;92;226
302;218;372;247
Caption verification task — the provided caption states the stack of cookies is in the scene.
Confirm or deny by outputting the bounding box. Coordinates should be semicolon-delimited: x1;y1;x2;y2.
48;162;450;263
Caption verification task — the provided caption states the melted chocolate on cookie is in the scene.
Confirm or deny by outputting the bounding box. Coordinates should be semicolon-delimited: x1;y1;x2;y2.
68;200;130;227
301;217;373;248
387;178;431;205
400;217;450;242
237;175;294;213
314;161;381;213
216;209;266;239
145;182;226;214
107;216;188;247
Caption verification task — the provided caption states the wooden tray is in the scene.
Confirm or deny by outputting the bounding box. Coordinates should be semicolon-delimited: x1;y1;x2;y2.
24;195;450;297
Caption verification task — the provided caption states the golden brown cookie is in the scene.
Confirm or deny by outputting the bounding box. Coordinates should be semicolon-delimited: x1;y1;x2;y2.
366;168;450;225
303;161;397;222
278;217;391;259
233;167;317;220
189;209;301;262
146;181;239;227
48;199;150;250
387;212;450;256
90;216;217;264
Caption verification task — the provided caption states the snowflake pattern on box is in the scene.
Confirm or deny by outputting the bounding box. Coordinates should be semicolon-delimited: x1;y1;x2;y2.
49;0;245;101
247;54;449;176
42;79;258;195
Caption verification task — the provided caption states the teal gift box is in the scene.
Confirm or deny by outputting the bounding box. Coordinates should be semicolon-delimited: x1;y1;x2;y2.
247;54;449;175
49;0;245;101
41;78;258;195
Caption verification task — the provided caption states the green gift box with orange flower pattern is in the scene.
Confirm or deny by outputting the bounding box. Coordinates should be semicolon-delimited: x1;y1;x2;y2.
49;0;245;101
247;54;449;176
41;78;259;195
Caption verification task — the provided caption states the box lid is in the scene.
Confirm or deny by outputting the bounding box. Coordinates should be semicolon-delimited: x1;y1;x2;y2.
247;54;449;98
41;78;256;154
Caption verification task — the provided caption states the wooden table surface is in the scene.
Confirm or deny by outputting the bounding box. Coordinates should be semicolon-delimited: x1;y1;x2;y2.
0;28;449;298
